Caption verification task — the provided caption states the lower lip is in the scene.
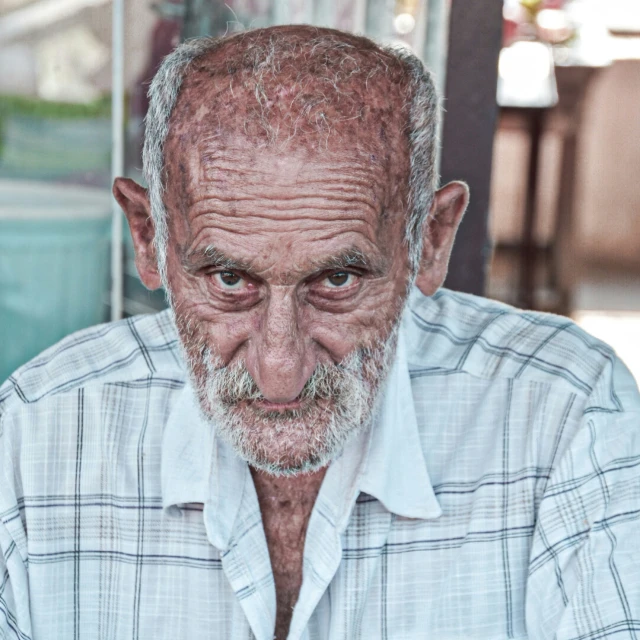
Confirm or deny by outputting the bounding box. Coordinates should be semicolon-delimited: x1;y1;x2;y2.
254;399;304;411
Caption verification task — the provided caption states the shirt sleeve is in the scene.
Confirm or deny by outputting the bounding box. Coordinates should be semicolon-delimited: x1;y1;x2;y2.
1;408;32;640
526;357;640;640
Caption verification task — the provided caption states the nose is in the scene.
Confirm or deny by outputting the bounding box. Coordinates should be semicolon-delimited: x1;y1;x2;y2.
247;288;313;404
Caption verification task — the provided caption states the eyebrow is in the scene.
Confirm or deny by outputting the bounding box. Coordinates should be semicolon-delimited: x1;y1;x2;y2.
182;244;386;278
310;247;386;276
182;245;253;273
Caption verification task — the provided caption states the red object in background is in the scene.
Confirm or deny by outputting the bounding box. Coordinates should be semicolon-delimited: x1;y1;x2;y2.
503;18;520;46
127;15;182;175
132;18;182;120
502;0;568;46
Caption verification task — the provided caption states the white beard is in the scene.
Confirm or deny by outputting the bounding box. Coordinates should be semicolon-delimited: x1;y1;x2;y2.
179;323;400;476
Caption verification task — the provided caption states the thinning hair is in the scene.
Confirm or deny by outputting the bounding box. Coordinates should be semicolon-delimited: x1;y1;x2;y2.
143;26;440;282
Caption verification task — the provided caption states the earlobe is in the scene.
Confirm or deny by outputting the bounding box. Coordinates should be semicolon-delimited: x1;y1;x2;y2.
112;177;163;291
415;181;469;297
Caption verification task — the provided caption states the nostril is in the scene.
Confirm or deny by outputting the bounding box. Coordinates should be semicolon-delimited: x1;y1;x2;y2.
257;384;305;405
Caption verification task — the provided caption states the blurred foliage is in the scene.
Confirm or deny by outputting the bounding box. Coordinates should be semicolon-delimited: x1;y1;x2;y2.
0;94;111;119
0;95;112;178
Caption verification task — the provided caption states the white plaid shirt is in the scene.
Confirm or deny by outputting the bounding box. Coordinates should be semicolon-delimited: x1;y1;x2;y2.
1;288;639;640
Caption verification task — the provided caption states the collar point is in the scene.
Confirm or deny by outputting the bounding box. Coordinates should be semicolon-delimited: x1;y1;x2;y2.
380;497;443;522
404;504;443;521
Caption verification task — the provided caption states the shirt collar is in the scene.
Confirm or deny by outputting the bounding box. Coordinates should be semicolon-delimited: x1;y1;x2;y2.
161;381;214;510
358;328;442;521
161;324;442;525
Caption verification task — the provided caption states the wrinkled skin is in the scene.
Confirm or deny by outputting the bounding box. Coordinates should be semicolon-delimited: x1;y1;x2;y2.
168;143;409;400
114;27;469;640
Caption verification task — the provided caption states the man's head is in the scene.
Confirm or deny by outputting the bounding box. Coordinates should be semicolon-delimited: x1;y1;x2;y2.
114;25;468;475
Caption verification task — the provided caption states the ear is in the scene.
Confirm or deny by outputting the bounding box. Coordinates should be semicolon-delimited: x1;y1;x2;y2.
415;181;469;296
113;177;163;290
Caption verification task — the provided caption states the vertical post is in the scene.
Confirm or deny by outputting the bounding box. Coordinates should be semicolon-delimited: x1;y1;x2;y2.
365;0;394;41
313;0;335;28
273;0;291;25
412;0;429;69
421;0;449;94
353;0;367;33
440;0;503;295
519;108;544;310
110;0;125;321
419;0;450;173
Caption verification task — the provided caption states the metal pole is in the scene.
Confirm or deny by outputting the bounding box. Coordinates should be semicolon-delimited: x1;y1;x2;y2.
422;0;449;95
110;0;124;321
365;0;394;41
417;0;449;172
313;0;335;27
273;0;290;26
353;0;367;33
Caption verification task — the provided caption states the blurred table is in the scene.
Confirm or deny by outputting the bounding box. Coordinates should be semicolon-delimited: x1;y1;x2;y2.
495;42;609;313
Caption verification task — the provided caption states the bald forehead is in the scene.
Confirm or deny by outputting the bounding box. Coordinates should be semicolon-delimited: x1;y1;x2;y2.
166;26;412;156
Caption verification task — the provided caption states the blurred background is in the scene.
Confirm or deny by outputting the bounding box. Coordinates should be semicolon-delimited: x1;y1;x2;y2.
0;0;638;383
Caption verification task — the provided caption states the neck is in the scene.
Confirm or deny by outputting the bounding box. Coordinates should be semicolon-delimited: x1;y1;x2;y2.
250;465;328;640
251;466;327;505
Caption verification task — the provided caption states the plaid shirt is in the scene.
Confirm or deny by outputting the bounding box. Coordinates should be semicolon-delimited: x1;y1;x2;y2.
1;288;639;640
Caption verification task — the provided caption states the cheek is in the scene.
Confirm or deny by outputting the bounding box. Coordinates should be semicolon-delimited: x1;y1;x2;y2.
168;279;254;361
301;286;404;360
177;299;255;361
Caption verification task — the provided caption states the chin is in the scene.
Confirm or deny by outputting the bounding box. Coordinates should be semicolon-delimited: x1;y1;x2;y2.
207;398;368;476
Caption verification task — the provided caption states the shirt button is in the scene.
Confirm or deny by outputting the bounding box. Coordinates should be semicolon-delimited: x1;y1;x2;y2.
166;505;183;519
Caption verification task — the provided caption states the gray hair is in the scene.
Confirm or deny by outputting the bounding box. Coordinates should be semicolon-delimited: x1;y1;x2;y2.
142;28;440;282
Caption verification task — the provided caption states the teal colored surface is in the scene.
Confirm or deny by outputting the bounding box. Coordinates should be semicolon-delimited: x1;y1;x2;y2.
0;218;111;383
0;115;111;181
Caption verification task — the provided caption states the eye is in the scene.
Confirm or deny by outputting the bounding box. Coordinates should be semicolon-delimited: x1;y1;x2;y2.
323;271;356;288
213;270;246;290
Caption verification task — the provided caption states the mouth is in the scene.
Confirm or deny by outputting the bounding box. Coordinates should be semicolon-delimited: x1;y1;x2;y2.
252;398;307;412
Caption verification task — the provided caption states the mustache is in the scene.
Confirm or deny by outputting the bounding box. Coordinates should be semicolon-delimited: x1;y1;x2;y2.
206;349;368;410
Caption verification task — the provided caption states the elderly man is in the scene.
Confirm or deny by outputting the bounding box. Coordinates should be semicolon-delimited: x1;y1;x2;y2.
1;25;639;640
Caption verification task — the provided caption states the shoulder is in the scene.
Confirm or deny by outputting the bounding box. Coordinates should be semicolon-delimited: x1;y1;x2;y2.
0;312;184;546
0;309;184;415
0;311;185;510
404;288;633;409
405;288;640;503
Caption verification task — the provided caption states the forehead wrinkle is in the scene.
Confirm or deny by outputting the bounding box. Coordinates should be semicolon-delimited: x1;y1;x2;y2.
190;150;390;218
167;146;405;236
187;162;386;217
164;76;411;249
186;205;382;236
161;27;414;237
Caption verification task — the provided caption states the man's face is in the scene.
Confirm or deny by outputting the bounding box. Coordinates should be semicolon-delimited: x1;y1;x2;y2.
161;135;413;475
